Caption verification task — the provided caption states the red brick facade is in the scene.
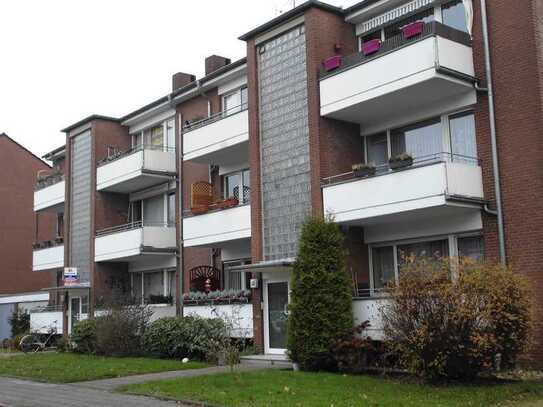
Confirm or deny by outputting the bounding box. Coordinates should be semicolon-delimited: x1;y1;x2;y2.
0;134;56;295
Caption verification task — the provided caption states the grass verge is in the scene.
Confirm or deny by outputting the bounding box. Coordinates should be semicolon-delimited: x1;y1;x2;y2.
119;369;543;407
0;352;206;383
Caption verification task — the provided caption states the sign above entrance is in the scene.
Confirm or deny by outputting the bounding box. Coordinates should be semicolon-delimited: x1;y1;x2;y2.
63;267;79;286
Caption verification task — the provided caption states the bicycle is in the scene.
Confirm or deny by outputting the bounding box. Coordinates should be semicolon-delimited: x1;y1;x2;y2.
19;323;59;353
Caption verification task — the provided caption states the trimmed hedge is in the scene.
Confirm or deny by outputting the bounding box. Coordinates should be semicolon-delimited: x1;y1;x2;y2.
287;216;353;370
143;316;227;361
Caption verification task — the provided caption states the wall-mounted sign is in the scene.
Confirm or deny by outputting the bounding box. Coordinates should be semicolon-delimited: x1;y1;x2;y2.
63;267;79;286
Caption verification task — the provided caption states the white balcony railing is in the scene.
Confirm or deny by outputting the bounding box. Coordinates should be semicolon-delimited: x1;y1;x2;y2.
34;179;65;211
183;108;249;164
33;244;64;271
30;306;63;334
95;222;176;262
320;23;475;127
96;145;176;193
322;153;484;225
183;204;251;247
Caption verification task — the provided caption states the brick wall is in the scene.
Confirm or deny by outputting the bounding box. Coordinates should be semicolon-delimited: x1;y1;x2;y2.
0;135;56;294
304;8;360;214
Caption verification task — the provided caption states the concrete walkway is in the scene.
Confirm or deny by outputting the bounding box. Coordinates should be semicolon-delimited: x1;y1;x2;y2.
74;364;260;391
0;377;181;407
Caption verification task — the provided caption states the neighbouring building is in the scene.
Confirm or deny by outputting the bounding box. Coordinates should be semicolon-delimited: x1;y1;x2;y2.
0;133;57;340
31;0;543;366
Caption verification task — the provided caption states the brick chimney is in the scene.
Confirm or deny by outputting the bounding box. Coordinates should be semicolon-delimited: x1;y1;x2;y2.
172;72;196;92
205;55;231;76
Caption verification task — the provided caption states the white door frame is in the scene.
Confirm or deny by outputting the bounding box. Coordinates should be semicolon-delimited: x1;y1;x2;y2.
263;277;290;355
68;296;81;335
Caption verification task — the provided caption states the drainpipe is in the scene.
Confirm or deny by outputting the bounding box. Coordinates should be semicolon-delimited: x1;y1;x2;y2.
480;0;506;264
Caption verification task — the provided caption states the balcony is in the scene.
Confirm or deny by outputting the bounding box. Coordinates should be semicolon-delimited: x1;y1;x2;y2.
183;181;251;247
183;107;249;165
32;239;64;271
34;173;65;211
322;153;484;226
30;305;64;334
320;23;475;128
96;145;176;193
94;221;176;262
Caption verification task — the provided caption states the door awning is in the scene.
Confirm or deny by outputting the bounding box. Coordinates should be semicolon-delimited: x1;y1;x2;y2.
229;259;294;274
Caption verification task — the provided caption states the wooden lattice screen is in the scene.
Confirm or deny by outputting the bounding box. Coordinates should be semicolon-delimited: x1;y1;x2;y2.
191;181;213;209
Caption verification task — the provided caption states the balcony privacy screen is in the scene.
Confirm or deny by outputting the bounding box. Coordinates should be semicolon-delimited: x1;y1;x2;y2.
258;25;311;262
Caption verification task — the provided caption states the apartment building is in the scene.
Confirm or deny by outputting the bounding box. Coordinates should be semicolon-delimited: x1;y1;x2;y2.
0;134;57;340
32;0;543;366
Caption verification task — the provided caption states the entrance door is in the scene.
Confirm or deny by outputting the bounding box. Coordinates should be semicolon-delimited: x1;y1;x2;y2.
69;297;80;334
264;281;289;354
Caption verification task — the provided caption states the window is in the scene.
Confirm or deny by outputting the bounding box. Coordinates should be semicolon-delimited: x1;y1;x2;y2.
132;132;143;148
384;8;435;39
56;213;64;238
371;246;395;289
167;193;176;225
371;238;451;291
144;272;163;298
458;236;484;261
366;132;388;165
397;239;449;264
130;200;142;223
223;259;251;290
166;119;175;149
223;169;250;203
449;111;477;163
143;194;165;226
223;87;248;116
391;118;442;159
149;125;164;148
442;0;468;33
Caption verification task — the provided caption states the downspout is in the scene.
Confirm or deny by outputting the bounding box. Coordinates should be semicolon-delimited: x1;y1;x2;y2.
480;0;506;264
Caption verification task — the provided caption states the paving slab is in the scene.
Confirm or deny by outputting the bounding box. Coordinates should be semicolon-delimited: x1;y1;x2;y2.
73;364;262;391
0;377;182;407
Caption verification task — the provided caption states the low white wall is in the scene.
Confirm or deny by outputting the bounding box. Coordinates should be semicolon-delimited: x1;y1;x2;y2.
30;311;63;334
34;181;65;211
353;298;388;341
149;305;176;321
183;303;253;338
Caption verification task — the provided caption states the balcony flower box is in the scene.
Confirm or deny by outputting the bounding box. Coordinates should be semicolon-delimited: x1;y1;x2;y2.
216;198;239;210
362;39;381;56
323;55;342;72
389;153;414;170
352;163;376;178
191;205;209;215
403;21;424;39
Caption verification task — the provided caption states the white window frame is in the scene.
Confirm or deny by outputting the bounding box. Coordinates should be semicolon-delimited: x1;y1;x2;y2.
131;117;175;151
131;269;175;305
368;232;483;295
362;108;476;164
222;86;248;117
222;169;250;202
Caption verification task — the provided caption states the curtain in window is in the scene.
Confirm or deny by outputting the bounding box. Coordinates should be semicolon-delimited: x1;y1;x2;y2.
143;195;164;226
372;246;395;289
391;118;442;160
150;125;164;148
450;112;477;164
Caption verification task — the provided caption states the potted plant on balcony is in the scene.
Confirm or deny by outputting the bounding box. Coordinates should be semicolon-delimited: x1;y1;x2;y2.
216;197;239;209
191;205;209;215
352;163;376;178
389;152;413;170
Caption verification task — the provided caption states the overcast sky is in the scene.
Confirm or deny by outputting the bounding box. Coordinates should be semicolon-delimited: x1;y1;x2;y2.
0;0;357;159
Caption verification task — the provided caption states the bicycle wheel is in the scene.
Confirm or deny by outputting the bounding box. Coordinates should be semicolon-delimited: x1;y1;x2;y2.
19;334;41;353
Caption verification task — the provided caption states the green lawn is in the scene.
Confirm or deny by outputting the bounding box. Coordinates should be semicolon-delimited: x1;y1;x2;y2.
120;369;543;407
0;352;206;383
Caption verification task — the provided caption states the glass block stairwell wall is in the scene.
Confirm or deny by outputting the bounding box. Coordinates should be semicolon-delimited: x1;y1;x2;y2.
257;25;311;261
69;130;92;283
